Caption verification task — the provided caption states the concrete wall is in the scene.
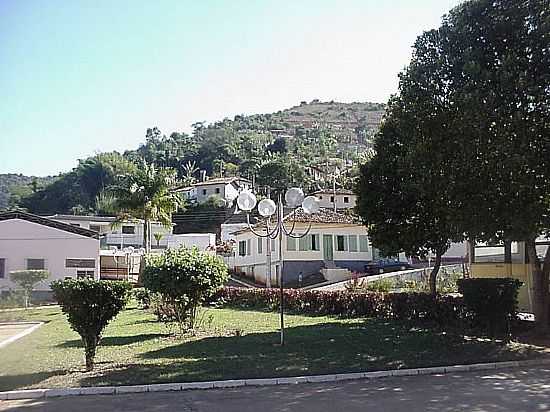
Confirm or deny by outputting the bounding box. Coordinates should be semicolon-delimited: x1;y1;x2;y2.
168;233;216;250
0;219;99;291
470;263;532;313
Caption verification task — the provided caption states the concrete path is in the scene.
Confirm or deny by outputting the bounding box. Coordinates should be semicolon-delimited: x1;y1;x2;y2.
0;323;42;349
1;366;549;411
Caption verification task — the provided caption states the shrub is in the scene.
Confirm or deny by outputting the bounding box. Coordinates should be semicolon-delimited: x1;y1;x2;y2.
9;270;50;308
457;278;522;335
213;287;465;326
142;247;228;332
51;279;131;371
132;287;152;309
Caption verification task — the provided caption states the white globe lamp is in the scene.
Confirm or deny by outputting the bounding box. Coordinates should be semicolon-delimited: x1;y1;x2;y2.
236;190;257;211
258;198;277;217
285;187;305;208
302;196;320;215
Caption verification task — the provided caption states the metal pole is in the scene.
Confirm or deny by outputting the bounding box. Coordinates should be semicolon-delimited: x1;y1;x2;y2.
266;220;272;288
278;193;285;346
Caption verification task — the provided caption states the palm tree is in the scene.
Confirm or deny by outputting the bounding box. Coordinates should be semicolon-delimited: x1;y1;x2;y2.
107;162;184;252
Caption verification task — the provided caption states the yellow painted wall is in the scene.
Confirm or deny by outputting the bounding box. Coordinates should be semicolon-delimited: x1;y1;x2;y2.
470;263;533;312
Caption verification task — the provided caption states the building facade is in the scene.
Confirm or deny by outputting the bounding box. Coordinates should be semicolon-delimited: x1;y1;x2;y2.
0;212;100;298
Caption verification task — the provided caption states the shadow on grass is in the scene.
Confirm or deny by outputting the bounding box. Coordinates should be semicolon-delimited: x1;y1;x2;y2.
0;370;68;392
57;333;169;348
77;319;547;388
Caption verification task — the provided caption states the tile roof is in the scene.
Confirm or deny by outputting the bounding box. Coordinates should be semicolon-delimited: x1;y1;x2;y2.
0;211;100;239
313;189;355;195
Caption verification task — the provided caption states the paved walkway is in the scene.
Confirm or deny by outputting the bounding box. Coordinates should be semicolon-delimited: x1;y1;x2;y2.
2;366;550;411
0;323;41;349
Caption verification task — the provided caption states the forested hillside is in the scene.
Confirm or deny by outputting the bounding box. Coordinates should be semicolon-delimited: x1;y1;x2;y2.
5;100;385;215
0;174;55;210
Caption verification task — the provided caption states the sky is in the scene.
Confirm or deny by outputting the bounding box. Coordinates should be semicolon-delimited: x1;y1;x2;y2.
0;0;464;176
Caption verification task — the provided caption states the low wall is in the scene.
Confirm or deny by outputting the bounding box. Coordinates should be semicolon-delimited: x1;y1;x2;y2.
470;263;532;312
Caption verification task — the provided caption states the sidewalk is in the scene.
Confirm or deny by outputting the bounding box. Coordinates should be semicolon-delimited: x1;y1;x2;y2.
2;365;549;412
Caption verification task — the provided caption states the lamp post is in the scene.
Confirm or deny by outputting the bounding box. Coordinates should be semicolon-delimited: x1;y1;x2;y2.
234;187;320;346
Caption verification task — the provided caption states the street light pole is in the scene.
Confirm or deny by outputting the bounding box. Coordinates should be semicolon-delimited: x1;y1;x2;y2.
277;193;285;345
233;187;320;346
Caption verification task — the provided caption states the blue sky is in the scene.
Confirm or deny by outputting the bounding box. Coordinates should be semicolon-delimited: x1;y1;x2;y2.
0;0;463;176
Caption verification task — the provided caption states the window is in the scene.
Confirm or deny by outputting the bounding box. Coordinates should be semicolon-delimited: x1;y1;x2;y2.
27;259;45;270
348;235;358;252
247;239;252;256
287;237;297;251
299;236;309;251
70;223;80;227
359;235;369;252
90;225;101;233
238;240;246;256
319;196;323;200
257;238;263;254
336;235;348;252
65;259;96;268
0;258;5;279
271;239;276;252
344;196;349;203
202;189;207;195
215;188;220;194
330;196;335;203
122;225;135;234
76;270;94;279
310;234;320;251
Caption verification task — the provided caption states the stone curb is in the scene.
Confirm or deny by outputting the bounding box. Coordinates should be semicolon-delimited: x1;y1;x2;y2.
1;358;549;401
0;322;43;349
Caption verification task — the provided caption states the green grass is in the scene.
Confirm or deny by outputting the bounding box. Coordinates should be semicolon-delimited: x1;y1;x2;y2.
0;305;547;391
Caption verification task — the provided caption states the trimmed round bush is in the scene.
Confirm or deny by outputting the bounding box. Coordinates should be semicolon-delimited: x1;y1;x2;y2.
51;279;131;371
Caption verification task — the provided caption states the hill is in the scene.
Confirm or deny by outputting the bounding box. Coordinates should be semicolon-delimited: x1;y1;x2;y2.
0;174;55;210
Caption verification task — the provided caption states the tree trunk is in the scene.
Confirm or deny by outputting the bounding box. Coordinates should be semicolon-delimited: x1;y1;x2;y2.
526;238;549;333
84;337;97;371
429;252;442;296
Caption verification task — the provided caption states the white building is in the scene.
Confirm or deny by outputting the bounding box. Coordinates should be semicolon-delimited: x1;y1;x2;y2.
177;177;251;204
48;215;172;249
0;211;100;299
313;189;357;210
230;209;404;286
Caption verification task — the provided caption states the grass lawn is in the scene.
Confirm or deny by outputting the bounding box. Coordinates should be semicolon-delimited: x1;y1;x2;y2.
0;304;548;391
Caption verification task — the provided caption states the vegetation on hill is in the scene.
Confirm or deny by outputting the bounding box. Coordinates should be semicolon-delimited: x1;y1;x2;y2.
0;174;54;211
5;100;384;215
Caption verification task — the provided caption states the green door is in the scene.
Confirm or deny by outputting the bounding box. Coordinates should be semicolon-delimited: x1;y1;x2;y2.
323;235;334;261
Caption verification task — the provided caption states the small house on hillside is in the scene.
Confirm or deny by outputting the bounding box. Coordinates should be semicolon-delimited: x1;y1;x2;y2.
0;211;100;299
313;189;357;210
176;177;252;204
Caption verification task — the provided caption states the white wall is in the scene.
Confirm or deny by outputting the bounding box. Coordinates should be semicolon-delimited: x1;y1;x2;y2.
168;233;216;251
0;219;99;291
315;193;357;210
232;224;373;266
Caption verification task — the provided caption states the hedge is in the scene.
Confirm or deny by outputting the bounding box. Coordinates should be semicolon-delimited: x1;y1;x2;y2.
214;287;465;327
457;278;522;335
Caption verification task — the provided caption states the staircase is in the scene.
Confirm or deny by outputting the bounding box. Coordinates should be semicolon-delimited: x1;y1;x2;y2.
320;260;352;282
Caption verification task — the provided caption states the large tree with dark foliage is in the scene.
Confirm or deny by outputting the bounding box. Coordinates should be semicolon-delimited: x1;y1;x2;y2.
357;0;550;326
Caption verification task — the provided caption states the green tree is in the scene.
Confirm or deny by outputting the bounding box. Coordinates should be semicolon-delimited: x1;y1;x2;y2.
142;247;228;332
9;270;49;308
107;162;184;252
51;279;131;370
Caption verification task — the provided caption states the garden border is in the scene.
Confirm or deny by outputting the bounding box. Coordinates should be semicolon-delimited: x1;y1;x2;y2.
1;357;549;400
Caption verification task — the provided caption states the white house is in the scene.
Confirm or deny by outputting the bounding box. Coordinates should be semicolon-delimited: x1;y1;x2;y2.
0;211;100;299
177;177;252;204
313;189;357;210
48;215;173;249
230;209;400;286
